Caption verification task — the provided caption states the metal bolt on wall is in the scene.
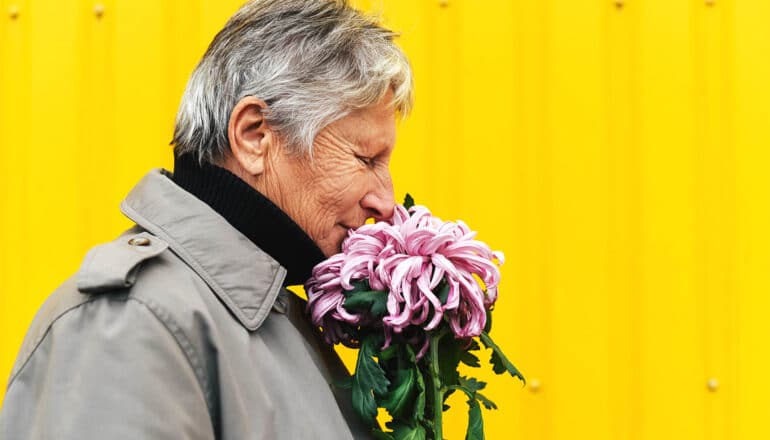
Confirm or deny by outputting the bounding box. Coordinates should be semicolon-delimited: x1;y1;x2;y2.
8;4;20;19
93;3;105;18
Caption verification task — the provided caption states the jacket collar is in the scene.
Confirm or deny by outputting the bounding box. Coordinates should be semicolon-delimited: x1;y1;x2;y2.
171;154;325;286
120;169;287;331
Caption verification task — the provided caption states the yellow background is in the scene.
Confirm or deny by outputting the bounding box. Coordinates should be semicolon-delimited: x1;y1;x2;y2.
1;0;768;439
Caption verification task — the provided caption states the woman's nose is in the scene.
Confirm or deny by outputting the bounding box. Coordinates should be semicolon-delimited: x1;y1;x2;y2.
361;174;395;221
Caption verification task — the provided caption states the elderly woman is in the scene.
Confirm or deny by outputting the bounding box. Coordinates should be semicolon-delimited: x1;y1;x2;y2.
0;1;412;439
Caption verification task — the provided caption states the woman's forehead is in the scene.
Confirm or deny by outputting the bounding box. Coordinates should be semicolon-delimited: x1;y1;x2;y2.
333;104;397;152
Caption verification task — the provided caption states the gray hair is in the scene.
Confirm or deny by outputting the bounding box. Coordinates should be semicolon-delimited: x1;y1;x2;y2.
172;0;414;163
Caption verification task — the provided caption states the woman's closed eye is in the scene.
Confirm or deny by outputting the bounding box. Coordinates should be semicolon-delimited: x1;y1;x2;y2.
355;155;377;168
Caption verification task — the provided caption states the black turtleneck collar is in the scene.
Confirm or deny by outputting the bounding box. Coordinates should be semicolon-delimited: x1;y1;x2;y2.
172;154;326;286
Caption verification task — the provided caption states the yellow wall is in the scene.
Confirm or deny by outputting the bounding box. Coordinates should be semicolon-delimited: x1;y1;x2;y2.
1;1;768;439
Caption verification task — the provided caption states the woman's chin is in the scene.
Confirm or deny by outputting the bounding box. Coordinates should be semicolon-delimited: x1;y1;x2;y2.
317;231;347;257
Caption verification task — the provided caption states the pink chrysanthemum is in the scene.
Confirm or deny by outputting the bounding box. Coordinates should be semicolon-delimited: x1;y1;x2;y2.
305;204;503;358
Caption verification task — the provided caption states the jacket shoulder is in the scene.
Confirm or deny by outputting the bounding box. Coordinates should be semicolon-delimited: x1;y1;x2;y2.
7;231;171;384
76;230;168;294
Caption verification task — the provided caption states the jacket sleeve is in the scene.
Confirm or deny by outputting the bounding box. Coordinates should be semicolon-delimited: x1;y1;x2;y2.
0;296;215;440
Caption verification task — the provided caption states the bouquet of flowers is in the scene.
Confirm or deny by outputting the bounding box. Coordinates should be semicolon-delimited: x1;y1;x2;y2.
306;195;524;440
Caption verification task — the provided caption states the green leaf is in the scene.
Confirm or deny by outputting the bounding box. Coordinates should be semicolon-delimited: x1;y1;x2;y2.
480;332;525;384
379;345;399;362
373;428;397;440
454;377;496;410
483;307;493;334
447;378;497;419
490;351;508;375
352;335;391;423
459;376;487;393
459;350;481;368
414;366;426;421
393;423;426;440
334;376;353;390
437;334;463;386
437;282;450;305
475;391;498;410
346;279;371;295
403;193;415;210
465;398;484;440
371;301;388;317
381;368;417;418
344;289;389;317
403;344;417;363
490;350;525;382
352;385;375;423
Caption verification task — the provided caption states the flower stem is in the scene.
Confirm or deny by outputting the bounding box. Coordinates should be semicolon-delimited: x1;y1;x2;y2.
429;330;446;440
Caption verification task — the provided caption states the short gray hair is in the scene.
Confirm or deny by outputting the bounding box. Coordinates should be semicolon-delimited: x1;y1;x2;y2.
172;0;414;164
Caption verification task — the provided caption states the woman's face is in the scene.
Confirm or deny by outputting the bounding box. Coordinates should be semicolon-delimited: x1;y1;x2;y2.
263;92;397;256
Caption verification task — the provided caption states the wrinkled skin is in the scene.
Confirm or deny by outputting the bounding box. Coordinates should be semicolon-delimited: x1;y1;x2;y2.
223;91;397;256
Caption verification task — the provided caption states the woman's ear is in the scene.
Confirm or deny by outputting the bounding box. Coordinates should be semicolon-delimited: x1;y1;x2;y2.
227;97;274;176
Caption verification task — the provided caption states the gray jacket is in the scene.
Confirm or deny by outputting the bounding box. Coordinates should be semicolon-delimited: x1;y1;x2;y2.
0;170;372;439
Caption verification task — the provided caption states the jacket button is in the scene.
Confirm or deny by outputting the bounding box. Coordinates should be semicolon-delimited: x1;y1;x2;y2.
128;237;151;246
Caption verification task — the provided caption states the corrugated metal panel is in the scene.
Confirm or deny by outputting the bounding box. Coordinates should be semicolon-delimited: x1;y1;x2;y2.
2;1;769;439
